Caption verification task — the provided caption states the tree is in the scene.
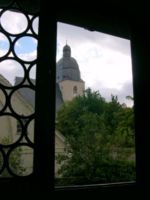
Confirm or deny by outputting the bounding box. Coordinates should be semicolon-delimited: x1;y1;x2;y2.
0;137;26;177
126;95;134;101
56;88;106;138
104;95;123;134
113;107;135;148
56;89;136;185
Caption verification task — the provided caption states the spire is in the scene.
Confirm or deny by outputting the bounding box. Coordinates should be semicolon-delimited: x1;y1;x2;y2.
63;44;71;58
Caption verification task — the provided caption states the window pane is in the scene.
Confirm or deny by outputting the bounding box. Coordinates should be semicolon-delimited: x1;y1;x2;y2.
0;6;39;177
55;22;136;186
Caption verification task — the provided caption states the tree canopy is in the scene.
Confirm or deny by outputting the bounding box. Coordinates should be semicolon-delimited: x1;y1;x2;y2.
55;89;136;186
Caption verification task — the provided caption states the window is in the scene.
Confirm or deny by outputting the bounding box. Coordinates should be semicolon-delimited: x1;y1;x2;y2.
0;0;38;178
55;21;136;188
73;86;77;96
0;0;147;194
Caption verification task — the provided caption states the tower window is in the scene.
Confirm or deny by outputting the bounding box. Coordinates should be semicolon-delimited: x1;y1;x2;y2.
73;86;78;96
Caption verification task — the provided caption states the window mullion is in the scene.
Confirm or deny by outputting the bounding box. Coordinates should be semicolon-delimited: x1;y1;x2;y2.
34;10;56;190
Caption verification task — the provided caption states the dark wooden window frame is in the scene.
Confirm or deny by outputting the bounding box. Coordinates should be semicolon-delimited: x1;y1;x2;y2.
1;0;150;195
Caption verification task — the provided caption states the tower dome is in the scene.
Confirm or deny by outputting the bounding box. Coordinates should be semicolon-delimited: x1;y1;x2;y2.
56;44;81;82
63;44;71;57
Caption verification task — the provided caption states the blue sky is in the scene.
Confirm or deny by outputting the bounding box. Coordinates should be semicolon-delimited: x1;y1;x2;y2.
15;37;37;54
0;39;9;50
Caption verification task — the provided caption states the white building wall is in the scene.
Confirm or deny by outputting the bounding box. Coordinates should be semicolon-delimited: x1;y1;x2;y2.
59;80;85;102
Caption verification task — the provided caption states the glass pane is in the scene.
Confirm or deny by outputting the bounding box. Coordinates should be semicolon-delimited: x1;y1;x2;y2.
0;115;21;144
14;36;37;62
0;6;38;177
27;119;34;143
29;64;36;85
0;10;28;35
0;32;10;58
0;59;24;86
8;145;33;176
0;88;6;112
32;16;39;35
10;87;35;116
55;22;135;186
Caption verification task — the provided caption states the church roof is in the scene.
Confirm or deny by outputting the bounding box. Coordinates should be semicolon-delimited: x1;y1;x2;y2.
14;77;63;112
56;83;63;112
56;44;81;82
63;44;71;55
15;77;35;107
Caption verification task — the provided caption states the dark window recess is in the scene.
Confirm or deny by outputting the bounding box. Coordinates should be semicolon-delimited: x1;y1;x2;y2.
73;86;77;95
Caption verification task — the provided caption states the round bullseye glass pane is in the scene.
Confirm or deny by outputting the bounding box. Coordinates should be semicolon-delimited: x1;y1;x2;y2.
10;87;35;116
0;10;28;35
0;32;10;58
32;16;39;35
14;36;37;62
0;59;24;86
0;115;21;145
0;89;6;112
8;145;33;176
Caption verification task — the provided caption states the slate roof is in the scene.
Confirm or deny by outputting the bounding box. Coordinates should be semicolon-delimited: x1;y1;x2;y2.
56;44;81;82
55;83;63;112
14;77;63;112
15;77;35;107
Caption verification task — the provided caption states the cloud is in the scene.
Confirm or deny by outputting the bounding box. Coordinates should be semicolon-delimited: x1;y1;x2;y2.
0;59;24;85
0;32;7;41
0;49;7;57
32;17;39;35
17;50;37;62
15;40;22;47
0;10;28;34
57;22;131;58
91;80;133;107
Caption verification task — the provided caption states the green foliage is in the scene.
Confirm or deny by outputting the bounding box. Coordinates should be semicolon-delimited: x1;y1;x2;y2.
0;137;26;177
113;107;135;147
56;89;136;186
56;88;106;137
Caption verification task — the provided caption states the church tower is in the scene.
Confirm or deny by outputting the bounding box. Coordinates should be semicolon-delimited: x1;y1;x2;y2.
56;44;85;102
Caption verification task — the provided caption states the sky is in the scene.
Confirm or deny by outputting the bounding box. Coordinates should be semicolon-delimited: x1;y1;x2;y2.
0;10;37;83
57;22;134;107
0;10;134;107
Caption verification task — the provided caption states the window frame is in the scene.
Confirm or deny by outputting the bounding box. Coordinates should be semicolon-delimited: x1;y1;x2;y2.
35;6;137;193
1;0;149;194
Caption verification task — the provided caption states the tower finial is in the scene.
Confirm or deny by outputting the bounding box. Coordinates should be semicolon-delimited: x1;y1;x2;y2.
63;42;71;57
